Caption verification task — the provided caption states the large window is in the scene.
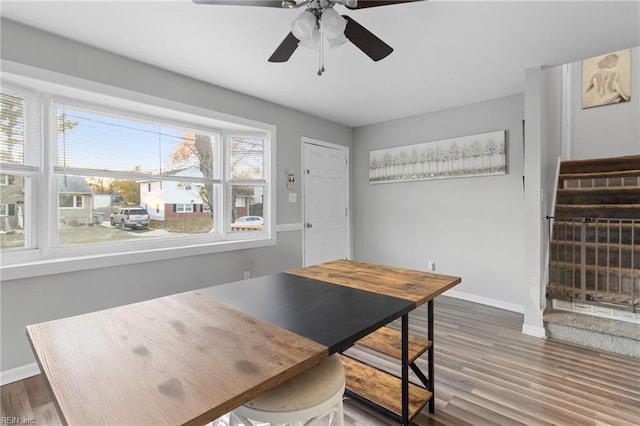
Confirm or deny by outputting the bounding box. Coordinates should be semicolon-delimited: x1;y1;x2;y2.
53;103;224;242
0;77;273;273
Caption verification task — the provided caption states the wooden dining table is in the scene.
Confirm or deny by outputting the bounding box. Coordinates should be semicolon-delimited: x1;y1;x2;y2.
27;260;460;425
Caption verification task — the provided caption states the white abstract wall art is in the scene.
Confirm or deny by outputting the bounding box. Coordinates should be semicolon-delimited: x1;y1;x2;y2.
369;130;506;184
582;49;631;109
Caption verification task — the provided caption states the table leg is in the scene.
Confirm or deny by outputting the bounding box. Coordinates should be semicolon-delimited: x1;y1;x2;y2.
401;313;409;426
428;299;435;413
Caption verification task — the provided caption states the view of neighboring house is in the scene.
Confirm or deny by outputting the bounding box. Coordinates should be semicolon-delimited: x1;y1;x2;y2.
58;176;93;226
232;187;262;223
0;174;24;231
2;175;97;230
139;168;211;222
139;167;264;223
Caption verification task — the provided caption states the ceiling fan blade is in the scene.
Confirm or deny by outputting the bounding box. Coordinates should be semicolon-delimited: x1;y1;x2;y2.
345;0;422;9
268;32;300;62
193;0;284;7
343;15;393;62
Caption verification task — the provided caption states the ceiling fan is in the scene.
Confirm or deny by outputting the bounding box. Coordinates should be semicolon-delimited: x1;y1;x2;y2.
193;0;422;75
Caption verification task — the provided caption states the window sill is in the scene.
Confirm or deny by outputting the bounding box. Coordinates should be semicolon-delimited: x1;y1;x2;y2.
1;236;276;281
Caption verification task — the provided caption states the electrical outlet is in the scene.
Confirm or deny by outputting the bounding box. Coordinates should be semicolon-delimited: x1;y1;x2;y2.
427;260;436;271
243;271;250;280
289;193;297;203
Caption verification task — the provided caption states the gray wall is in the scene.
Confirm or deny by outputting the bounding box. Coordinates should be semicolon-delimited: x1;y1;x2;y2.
353;95;526;310
542;65;564;286
0;20;353;372
520;65;564;335
569;46;640;160
542;66;563;219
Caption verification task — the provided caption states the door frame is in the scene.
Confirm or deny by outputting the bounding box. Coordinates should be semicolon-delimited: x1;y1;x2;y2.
301;137;351;266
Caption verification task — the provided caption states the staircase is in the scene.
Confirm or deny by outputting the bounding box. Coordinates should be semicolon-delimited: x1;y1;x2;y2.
545;155;640;357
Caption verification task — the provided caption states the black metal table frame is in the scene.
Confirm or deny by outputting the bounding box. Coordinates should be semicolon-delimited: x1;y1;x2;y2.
343;299;435;426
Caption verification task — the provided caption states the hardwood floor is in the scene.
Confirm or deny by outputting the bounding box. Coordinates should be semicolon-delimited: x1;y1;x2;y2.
2;296;639;425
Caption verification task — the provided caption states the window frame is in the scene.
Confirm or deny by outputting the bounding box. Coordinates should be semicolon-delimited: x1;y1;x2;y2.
225;132;268;235
48;98;228;245
175;203;194;214
58;194;83;209
1;67;276;280
0;84;40;259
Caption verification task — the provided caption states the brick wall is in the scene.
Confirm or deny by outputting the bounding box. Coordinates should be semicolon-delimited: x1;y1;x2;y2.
163;203;211;221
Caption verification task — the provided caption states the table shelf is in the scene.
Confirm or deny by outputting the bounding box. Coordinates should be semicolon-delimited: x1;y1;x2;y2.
355;326;431;364
340;355;432;423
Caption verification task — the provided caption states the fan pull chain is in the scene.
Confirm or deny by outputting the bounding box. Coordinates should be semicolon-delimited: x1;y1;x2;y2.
318;18;325;76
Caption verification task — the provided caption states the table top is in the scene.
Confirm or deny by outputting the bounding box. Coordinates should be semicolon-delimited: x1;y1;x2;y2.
288;259;462;306
26;291;327;426
199;272;414;353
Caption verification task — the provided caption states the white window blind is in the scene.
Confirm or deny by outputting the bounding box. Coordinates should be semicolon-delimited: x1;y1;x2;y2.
230;136;264;180
55;105;217;180
0;93;25;165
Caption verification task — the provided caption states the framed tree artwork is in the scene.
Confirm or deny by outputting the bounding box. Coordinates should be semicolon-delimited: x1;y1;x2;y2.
369;130;506;184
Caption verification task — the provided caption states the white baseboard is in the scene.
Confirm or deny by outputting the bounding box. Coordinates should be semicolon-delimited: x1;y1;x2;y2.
444;289;525;314
0;362;40;385
522;324;547;338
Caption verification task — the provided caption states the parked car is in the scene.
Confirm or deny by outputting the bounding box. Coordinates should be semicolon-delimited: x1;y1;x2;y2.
110;207;150;229
234;216;263;225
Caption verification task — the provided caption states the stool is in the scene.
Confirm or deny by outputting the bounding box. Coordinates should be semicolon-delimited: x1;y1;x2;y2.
229;354;345;426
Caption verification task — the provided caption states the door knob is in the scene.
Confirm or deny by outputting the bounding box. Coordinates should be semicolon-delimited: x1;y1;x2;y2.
306;223;313;228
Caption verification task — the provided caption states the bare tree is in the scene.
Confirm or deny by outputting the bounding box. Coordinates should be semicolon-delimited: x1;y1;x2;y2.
172;133;214;216
0;94;23;163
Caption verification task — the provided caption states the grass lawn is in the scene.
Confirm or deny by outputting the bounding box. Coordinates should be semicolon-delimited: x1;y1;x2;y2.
2;219;220;249
58;224;152;245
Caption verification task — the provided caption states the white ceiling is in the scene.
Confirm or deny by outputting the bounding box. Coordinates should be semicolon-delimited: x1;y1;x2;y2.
2;0;639;127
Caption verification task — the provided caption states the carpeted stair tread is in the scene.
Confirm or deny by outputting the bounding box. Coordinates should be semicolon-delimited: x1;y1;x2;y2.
543;309;640;340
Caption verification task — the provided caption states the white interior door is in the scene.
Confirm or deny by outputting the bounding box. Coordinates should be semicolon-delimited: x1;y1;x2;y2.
303;140;349;266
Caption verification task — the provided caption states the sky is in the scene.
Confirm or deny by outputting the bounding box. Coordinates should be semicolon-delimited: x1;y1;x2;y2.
58;107;205;175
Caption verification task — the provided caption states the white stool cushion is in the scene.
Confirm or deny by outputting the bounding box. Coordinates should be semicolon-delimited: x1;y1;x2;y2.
244;354;345;413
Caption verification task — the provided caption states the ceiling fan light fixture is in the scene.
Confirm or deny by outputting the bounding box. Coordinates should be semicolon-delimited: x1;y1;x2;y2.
326;33;347;48
321;7;346;39
299;30;321;49
291;9;317;40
